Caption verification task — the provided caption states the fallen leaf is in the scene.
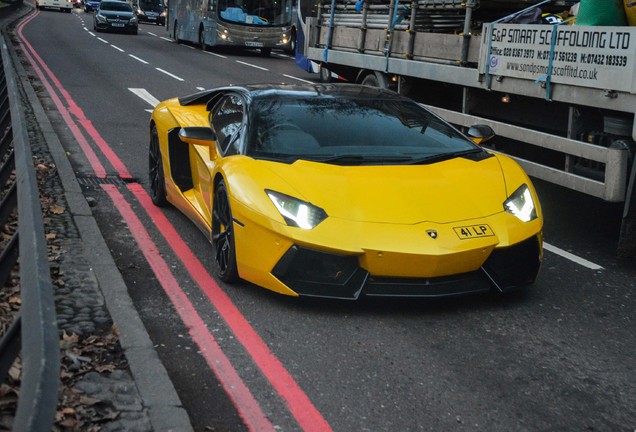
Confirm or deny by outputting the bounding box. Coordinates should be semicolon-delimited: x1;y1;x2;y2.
50;205;65;215
79;396;102;406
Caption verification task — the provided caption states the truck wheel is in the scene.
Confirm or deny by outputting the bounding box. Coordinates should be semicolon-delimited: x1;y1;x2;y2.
360;72;388;89
319;64;332;83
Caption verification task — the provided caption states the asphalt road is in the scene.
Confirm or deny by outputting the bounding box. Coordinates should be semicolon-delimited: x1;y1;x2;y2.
15;6;636;432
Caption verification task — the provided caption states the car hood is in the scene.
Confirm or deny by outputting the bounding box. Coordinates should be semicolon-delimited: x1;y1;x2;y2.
259;156;508;224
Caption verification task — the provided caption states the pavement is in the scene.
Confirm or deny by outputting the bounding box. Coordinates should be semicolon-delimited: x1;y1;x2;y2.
1;4;194;431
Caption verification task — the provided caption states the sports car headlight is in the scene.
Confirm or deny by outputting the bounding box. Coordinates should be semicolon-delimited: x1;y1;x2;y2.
504;184;537;222
266;190;327;229
96;13;107;22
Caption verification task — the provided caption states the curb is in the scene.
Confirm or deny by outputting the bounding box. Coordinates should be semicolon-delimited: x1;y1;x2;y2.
2;7;194;431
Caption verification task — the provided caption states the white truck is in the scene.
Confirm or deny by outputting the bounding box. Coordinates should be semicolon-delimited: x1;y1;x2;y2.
295;0;636;255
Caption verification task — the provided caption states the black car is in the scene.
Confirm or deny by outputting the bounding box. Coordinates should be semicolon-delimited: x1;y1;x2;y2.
93;0;138;34
134;0;166;25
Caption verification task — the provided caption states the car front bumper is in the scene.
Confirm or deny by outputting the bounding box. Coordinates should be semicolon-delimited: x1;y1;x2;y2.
232;198;543;299
95;21;138;32
270;235;542;300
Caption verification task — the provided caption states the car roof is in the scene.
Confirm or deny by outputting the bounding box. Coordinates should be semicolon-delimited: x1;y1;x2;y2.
178;84;407;107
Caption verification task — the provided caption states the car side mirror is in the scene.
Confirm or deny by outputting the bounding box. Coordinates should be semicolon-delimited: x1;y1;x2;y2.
179;127;218;159
178;127;216;145
467;124;495;145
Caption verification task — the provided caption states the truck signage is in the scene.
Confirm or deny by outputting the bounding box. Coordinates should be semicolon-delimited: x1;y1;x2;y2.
480;24;636;94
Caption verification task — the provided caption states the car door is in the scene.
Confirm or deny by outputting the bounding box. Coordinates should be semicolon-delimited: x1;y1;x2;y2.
192;93;245;227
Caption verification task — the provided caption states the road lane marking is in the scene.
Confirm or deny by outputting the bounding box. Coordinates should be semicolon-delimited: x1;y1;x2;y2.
88;31;95;36
111;44;124;52
196;87;205;91
129;54;149;64
160;36;173;42
544;242;604;270
147;32;157;36
155;67;184;81
184;44;195;49
105;185;278;432
205;51;227;58
129;88;161;108
130;184;334;432
235;60;268;71
97;37;108;43
282;74;313;84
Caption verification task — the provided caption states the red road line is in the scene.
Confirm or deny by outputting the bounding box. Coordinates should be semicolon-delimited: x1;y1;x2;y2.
17;12;131;179
130;184;333;432
18;11;333;432
102;184;276;432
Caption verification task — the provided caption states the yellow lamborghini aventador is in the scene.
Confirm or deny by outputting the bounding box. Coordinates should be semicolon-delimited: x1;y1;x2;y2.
148;84;543;299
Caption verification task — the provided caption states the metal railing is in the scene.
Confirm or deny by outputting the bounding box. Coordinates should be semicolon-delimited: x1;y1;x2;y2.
0;35;59;431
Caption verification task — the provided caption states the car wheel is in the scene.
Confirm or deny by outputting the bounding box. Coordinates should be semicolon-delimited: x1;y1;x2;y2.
212;180;239;283
149;125;168;207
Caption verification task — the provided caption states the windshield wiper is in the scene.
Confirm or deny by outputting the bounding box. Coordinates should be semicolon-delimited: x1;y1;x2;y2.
313;154;413;165
407;149;483;165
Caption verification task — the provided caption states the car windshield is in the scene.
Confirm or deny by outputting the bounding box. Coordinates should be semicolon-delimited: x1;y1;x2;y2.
246;94;480;165
100;2;132;10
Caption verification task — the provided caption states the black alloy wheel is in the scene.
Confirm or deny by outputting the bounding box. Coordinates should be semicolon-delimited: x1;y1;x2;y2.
149;125;168;207
212;180;239;282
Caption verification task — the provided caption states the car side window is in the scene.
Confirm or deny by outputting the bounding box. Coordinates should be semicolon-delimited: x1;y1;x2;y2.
211;95;244;157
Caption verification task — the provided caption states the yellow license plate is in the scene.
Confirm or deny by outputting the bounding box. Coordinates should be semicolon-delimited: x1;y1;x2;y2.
453;224;495;240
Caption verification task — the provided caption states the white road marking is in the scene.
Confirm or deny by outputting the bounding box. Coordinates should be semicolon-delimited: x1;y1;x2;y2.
273;53;290;58
160;37;173;42
543;242;604;270
282;74;313;84
129;54;149;64
145;109;153;113
184;45;196;50
111;45;125;52
88;31;95;36
236;60;268;71
205;51;227;59
196;87;205;91
97;37;109;43
147;32;157;36
129;88;162;108
156;67;185;81
83;26;88;31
